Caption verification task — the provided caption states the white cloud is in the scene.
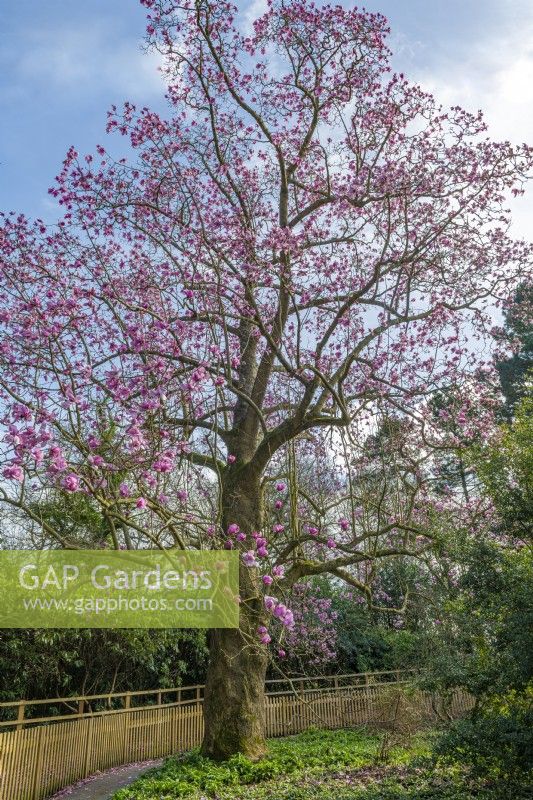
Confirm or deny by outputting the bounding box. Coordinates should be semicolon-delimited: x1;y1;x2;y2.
411;5;533;240
240;0;268;34
13;22;165;99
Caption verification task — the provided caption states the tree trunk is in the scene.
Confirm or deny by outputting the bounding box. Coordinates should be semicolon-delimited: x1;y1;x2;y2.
201;469;269;761
201;605;268;760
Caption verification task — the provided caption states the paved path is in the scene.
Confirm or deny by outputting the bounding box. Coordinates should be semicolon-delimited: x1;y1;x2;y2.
48;760;163;800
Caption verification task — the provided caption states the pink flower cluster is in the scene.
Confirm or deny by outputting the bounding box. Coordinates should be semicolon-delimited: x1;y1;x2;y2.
264;595;295;628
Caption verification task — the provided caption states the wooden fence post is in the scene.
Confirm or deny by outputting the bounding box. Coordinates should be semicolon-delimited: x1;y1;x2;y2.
16;702;25;731
122;694;132;764
31;726;45;800
83;716;93;778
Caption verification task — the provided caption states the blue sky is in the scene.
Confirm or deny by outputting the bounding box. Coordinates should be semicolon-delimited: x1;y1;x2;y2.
1;0;532;235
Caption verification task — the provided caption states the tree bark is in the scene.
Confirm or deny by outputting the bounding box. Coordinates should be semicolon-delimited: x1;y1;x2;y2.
200;469;269;761
201;604;268;760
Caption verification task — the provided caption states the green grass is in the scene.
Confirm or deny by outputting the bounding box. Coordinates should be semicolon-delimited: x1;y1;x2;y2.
112;728;526;800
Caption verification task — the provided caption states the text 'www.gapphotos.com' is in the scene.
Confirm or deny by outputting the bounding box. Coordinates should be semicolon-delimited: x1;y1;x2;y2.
22;595;214;614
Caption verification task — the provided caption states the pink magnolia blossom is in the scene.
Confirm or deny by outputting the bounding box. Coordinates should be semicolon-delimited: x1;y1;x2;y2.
153;455;174;472
62;474;80;492
3;465;24;482
242;551;258;568
264;596;277;612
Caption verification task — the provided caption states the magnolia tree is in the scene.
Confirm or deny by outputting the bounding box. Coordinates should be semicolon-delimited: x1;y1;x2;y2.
0;0;532;760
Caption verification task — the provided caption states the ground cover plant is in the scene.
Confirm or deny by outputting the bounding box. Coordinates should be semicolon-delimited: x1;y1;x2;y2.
113;728;530;800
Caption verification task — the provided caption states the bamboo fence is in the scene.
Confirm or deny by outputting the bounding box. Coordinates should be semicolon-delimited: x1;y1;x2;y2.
0;670;473;800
